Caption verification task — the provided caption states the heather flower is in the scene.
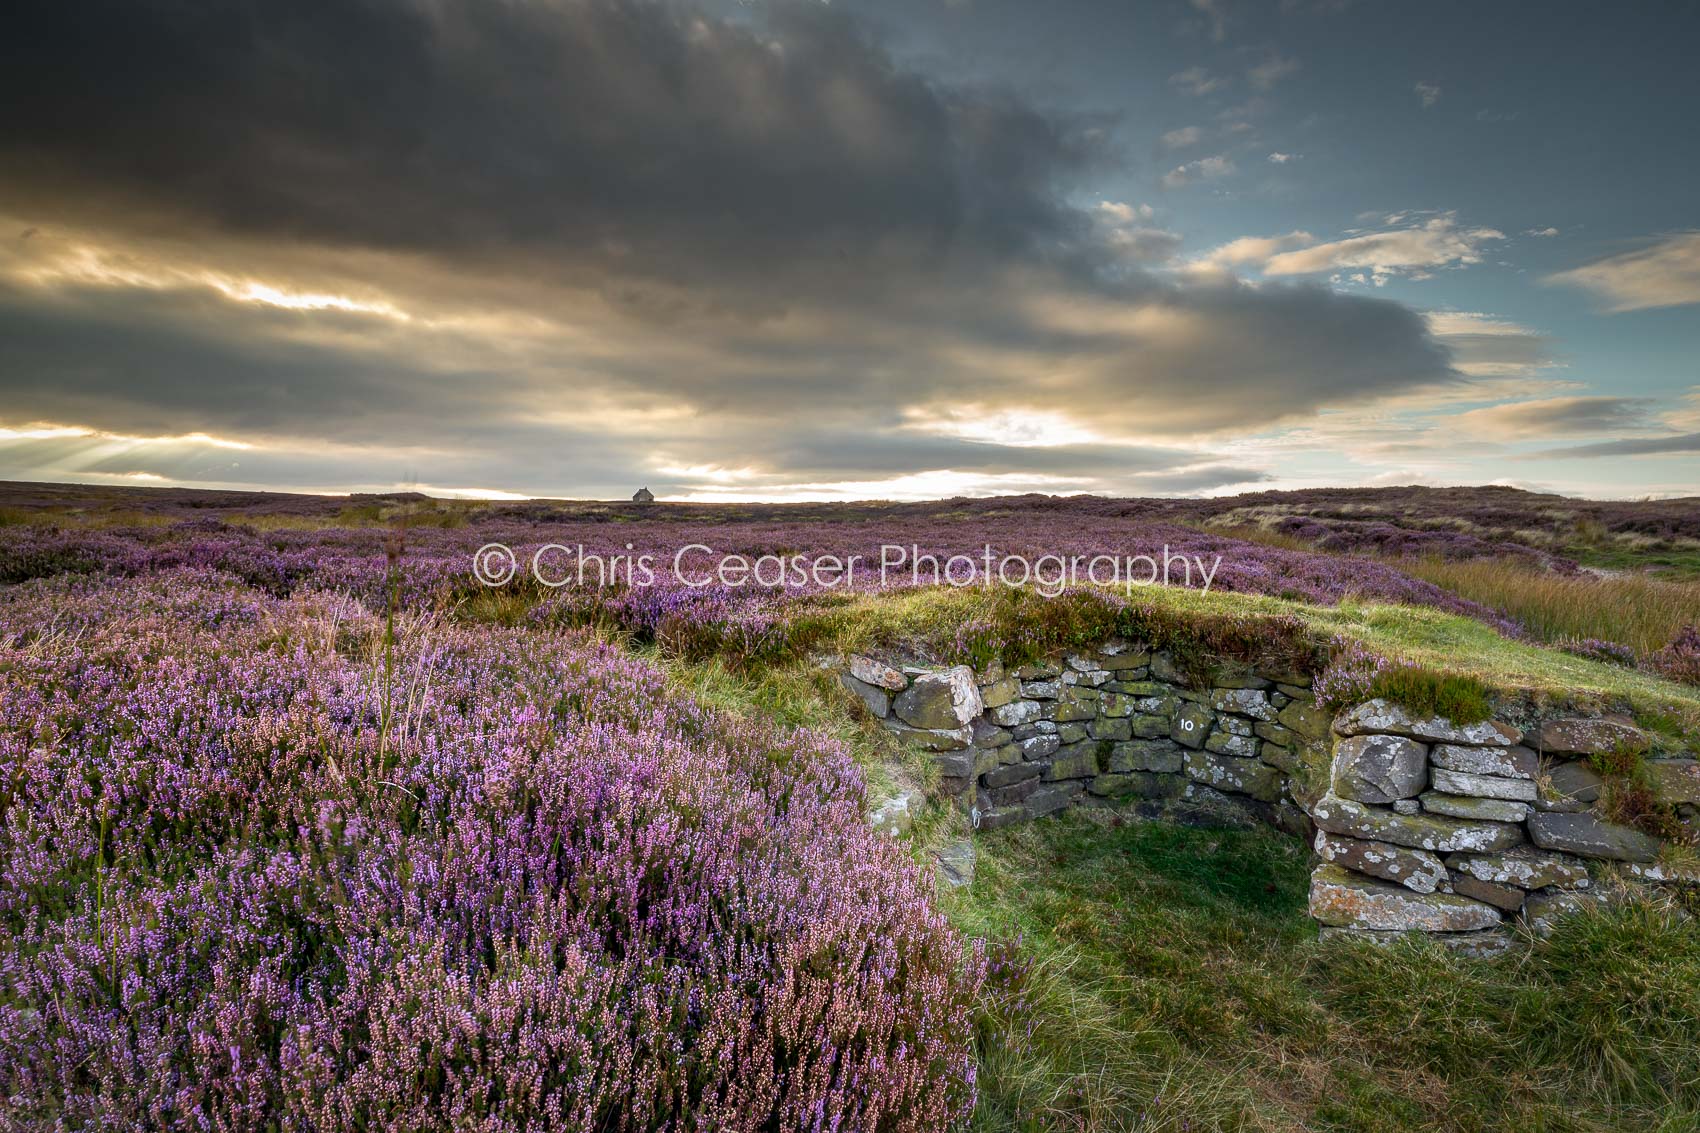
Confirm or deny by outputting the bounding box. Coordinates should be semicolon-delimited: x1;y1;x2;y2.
0;574;985;1130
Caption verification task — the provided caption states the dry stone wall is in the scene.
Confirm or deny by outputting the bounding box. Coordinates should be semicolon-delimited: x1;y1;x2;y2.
840;644;1696;949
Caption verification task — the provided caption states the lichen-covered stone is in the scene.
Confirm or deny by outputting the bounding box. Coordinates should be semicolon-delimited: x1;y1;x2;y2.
1088;771;1185;799
1171;702;1213;749
1309;793;1525;852
1430;744;1539;779
1108;739;1184;774
1097;648;1150;670
1313;830;1447;893
1528;811;1661;862
1211;687;1276;720
838;672;891;718
976;806;1025;832
883;720;974;751
1529;716;1646;757
982;762;1042;790
848;654;908;691
1216;714;1254;737
1430;767;1538;802
1419;791;1528;823
1020;679;1062;700
1090;716;1133;742
971;717;1012;747
1277;699;1332;743
1309;864;1501;932
1258;741;1303;774
867;785;926;838
1018;734;1061;760
1025;782;1084;819
1150;653;1185;683
1522;889;1607;937
1449;873;1527;912
1647;760;1700;806
1539;760;1604;811
1051;688;1098;722
1445;845;1591;890
1205;730;1261;759
1184;750;1283;802
933;750;975;779
1045;745;1101;781
979;675;1021;709
1331;733;1428;803
1335;699;1520;746
984;777;1041;807
1097;692;1134;717
892;665;983;730
934;838;975;887
991;699;1044;727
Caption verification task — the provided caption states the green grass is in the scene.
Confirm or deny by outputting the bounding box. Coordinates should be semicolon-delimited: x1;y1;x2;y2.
954;811;1700;1133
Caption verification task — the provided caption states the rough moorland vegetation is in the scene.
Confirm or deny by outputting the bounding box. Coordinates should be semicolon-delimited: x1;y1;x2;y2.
1;482;1698;1132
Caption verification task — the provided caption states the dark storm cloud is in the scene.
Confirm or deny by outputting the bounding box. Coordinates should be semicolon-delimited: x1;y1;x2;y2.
0;0;1098;310
0;0;1470;495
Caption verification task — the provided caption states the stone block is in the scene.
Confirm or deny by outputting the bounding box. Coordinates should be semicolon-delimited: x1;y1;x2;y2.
979;676;1021;709
1313;830;1447;893
1648;760;1700;806
1088;771;1185;799
1528;811;1661;862
892;665;983;730
1529;716;1646;757
1211;687;1276;720
1430;768;1538;802
1277;699;1332;743
1309;864;1501;932
1449;873;1527;912
1334;699;1519;746
1445;846;1591;890
1419;791;1528;823
1309;794;1525;853
982;761;1042;790
1090;716;1133;742
838;672;891;718
1172;702;1213;749
1045;745;1102;781
1331;733;1428;803
1430;743;1539;779
1024;782;1084;819
1108;740;1184;774
1205;730;1260;759
848;654;908;691
991;699;1045;727
1184;749;1283;802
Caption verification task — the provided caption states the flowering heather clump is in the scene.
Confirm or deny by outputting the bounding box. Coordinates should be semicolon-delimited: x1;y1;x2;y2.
1557;636;1640;668
0;571;983;1130
1313;638;1400;713
1313;637;1493;723
1649;624;1700;687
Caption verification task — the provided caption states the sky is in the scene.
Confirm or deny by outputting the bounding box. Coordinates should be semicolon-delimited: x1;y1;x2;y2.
0;0;1696;502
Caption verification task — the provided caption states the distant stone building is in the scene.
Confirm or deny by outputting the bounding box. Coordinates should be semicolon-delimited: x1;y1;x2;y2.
632;487;655;503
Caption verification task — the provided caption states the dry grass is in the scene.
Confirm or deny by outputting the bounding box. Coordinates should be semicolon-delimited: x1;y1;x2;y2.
1399;557;1700;656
